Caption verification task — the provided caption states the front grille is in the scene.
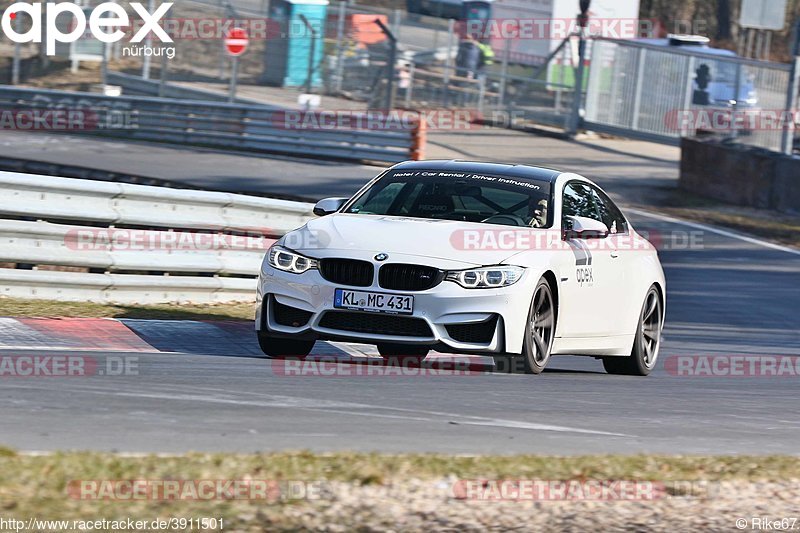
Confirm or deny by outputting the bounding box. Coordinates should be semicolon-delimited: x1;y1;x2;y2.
445;316;499;344
379;264;443;291
319;258;374;287
318;311;433;337
272;298;313;327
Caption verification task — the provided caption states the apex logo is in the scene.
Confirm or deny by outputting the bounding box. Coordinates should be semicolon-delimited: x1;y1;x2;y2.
2;2;174;56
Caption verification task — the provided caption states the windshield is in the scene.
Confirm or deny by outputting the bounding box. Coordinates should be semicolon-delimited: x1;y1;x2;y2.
345;170;553;228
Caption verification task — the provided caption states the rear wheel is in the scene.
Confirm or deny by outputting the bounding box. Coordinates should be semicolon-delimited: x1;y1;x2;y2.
257;331;315;358
603;285;663;376
495;277;555;374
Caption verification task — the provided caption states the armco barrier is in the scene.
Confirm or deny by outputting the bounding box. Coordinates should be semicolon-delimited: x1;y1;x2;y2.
0;171;317;304
106;71;272;106
0;86;424;164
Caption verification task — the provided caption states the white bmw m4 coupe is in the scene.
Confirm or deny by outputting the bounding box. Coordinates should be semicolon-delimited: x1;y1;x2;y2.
256;161;666;375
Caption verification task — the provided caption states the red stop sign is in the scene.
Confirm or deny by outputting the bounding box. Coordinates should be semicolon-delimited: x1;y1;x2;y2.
225;28;249;57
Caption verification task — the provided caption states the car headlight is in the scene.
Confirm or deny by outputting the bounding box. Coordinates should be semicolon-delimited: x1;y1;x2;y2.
445;266;525;289
267;245;318;274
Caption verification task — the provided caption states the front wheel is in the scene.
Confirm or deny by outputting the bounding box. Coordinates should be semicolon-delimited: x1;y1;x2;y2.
603;285;663;376
496;277;555;374
257;331;315;358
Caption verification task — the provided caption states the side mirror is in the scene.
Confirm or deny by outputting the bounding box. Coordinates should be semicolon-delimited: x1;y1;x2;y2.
563;215;609;240
313;197;348;217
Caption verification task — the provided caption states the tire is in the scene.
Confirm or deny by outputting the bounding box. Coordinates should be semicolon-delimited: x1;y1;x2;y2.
497;277;556;375
257;331;315;358
377;343;429;365
603;285;663;376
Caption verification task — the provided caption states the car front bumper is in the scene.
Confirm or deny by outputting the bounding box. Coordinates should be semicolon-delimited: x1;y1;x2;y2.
256;263;536;355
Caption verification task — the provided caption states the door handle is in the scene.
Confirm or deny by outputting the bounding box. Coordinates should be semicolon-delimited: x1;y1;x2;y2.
610;251;619;258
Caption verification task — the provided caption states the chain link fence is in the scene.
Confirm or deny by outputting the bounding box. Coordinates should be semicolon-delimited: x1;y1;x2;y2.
584;38;798;154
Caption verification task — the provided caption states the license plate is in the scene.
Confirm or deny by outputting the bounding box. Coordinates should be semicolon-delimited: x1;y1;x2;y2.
334;289;414;315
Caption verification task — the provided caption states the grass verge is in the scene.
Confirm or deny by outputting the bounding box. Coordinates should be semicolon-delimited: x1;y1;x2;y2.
0;451;798;531
643;188;800;249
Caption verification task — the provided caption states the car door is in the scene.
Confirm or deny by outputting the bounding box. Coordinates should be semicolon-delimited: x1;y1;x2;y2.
557;182;617;338
590;185;636;337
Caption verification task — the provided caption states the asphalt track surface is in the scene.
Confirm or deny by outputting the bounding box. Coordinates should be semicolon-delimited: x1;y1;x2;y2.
1;211;799;455
0;130;378;199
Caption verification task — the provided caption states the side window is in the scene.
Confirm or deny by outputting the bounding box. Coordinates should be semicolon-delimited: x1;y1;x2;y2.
591;187;628;235
562;182;601;225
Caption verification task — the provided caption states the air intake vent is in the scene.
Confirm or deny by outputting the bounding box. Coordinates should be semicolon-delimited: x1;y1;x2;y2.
272;298;313;327
319;311;433;337
445;316;499;344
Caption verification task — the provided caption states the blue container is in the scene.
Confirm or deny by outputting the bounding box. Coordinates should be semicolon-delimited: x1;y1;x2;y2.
263;0;329;88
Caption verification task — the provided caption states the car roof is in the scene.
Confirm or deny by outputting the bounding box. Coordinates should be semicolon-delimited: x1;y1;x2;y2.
391;160;562;183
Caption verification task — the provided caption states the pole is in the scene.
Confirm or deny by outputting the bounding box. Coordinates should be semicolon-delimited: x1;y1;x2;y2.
405;62;415;108
101;41;109;86
11;14;21;85
780;56;800;155
142;0;155;79
374;18;397;110
159;51;169;97
334;1;346;93
731;62;742;141
299;14;318;94
499;37;509;108
229;56;239;103
442;18;455;108
567;2;590;137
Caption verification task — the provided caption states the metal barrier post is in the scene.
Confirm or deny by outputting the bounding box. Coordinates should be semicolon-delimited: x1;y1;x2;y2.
567;2;590;137
631;48;646;130
478;76;486;114
101;42;109;86
11;15;21;85
334;1;347;93
375;18;398;110
567;31;587;136
405;62;415;108
781;56;800;155
443;19;455;108
229;56;239;103
142;0;155;79
731;63;742;141
299;15;319;95
159;52;169;98
681;56;697;137
498;37;510;108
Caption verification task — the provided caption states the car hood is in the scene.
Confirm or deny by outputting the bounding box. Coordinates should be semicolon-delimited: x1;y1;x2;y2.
283;213;541;268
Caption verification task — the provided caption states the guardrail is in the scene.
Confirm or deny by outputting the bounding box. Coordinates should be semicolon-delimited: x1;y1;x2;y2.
0;86;423;164
0;171;316;304
107;71;271;105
